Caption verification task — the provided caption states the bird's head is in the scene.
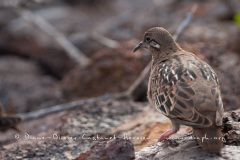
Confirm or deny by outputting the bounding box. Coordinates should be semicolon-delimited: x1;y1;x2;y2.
133;27;181;59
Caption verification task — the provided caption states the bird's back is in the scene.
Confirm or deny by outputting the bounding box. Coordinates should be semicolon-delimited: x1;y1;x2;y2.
148;51;223;128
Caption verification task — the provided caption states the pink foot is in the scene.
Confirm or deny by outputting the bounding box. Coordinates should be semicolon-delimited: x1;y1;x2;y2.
186;127;193;133
158;127;179;142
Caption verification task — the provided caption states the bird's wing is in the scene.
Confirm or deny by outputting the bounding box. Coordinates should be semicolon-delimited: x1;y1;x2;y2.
152;57;221;128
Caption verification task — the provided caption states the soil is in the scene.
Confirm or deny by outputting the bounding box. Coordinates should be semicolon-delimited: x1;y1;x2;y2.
0;0;239;159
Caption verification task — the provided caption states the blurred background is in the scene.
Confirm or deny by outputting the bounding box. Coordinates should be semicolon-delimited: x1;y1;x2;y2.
0;0;240;152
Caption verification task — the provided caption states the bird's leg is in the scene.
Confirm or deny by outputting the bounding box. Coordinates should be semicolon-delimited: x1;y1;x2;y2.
158;129;177;142
186;127;193;133
158;121;179;142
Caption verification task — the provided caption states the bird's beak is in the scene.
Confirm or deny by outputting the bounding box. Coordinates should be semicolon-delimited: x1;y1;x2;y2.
133;41;148;53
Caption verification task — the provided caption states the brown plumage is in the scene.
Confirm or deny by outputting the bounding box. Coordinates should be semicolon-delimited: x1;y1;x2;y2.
133;27;224;152
0;103;22;132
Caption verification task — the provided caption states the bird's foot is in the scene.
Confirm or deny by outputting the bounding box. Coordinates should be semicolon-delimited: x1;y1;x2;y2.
186;127;193;133
158;129;177;142
158;134;170;142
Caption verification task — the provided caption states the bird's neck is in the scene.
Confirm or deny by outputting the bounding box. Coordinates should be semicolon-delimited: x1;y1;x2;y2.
151;44;182;64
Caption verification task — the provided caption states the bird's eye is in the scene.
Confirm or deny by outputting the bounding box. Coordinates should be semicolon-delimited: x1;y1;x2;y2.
145;36;152;42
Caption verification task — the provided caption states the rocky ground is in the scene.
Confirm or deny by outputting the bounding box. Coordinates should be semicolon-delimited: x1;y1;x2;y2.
0;0;240;159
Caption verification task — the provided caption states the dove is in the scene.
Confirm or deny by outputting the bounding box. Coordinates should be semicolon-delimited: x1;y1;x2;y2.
133;27;224;152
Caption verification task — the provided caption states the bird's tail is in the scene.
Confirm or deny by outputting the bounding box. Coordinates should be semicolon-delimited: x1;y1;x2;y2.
193;125;224;152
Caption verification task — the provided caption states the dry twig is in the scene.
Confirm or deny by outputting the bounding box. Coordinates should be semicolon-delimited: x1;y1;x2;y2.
91;32;119;48
69;9;134;48
18;92;128;122
0;0;51;8
173;3;198;40
17;9;91;67
126;62;151;100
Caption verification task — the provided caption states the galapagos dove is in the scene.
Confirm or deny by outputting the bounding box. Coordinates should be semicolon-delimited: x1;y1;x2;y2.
133;27;224;152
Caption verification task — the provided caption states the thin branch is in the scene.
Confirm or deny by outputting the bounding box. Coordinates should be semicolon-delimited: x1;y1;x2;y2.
94;9;134;34
17;9;91;67
6;7;122;49
68;9;134;48
126;62;151;100
126;3;199;98
18;92;128;122
173;3;198;40
91;32;119;49
0;0;51;8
